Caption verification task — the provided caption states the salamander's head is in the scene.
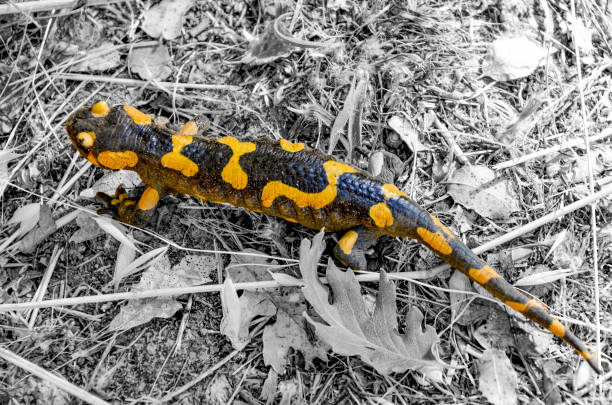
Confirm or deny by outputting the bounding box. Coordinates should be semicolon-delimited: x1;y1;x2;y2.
65;100;112;166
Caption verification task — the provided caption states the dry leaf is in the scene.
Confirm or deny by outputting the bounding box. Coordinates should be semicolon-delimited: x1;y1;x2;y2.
513;268;576;287
327;72;368;155
483;36;550;81
15;204;56;254
447;165;520;220
449;271;473;323
109;254;214;331
94;216;138;252
141;0;193;40
128;45;172;81
300;231;442;378
112;245;168;288
260;369;278;404
69;213;104;243
220;278;275;350
388;116;424;153
80;171;141;199
263;307;329;374
478;349;518;405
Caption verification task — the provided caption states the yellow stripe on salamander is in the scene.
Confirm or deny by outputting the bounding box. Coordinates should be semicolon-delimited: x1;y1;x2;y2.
160;122;200;177
261;160;357;209
123;105;152;125
218;136;256;189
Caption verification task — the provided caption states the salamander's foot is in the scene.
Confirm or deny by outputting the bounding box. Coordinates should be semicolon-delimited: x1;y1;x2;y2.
96;185;161;227
333;227;383;271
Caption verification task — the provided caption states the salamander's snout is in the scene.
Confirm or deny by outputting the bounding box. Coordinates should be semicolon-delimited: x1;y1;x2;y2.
65;101;111;166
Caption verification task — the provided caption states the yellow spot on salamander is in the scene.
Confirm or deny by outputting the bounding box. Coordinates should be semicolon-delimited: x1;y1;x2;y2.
468;265;502;285
549;319;566;338
430;214;455;240
161;133;199;177
77;131;95;148
138;187;160;211
97;150;138;170
369;202;394;227
381;184;409;200
338;230;359;254
90;101;110;117
178;121;198;136
280;139;305;152
505;299;543;314
123;105;152;125
261;160;357;209
417;226;452;255
218;136;256;189
87;151;99;166
284;217;298;223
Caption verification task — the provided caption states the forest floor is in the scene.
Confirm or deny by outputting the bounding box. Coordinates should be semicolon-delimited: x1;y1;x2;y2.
1;0;611;404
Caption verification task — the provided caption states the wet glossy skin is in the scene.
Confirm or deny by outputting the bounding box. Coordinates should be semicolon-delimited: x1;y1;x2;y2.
65;101;601;374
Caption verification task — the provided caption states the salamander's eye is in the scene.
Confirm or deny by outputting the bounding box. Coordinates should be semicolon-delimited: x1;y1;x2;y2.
77;131;96;148
90;100;110;117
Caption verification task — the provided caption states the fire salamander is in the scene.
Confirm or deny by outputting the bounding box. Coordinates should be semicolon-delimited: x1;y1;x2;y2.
66;101;601;374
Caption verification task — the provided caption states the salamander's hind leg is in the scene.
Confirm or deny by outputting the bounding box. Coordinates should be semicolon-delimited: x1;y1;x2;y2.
97;185;163;227
333;227;384;270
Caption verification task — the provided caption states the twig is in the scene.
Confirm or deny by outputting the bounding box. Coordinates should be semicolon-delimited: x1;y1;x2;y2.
493;128;612;170
59;73;242;92
0;0;126;15
0;347;110;405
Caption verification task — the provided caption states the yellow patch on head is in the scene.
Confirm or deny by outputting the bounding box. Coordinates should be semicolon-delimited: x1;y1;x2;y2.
468;265;502;285
137;187;160;211
97;150;138;170
161;134;199;177
369;202;394;227
549;319;566;338
338;230;359;255
381;184;409;200
87;151;99;166
123;105;152;125
280;139;305;153
77;131;95;148
90;101;110;117
218;136;256;189
178;121;198;136
417;226;452;255
261;160;357;209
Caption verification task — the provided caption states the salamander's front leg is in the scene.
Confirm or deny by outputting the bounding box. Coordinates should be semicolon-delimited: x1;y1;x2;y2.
333;227;384;270
96;185;163;227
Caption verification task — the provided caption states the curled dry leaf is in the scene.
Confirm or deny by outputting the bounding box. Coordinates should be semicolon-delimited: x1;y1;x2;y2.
483;36;550;81
300;231;443;379
80;171;141;199
387;115;424;153
447;165;520;220
141;0;193;40
241;13;340;65
478;349;518;405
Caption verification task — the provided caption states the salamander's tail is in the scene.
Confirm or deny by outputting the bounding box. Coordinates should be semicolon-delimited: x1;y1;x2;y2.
411;210;602;374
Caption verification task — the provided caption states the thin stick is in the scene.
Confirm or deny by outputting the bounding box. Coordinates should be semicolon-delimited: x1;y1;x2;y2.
0;347;110;405
0;0;126;15
59;73;242;92
493;128;612;170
